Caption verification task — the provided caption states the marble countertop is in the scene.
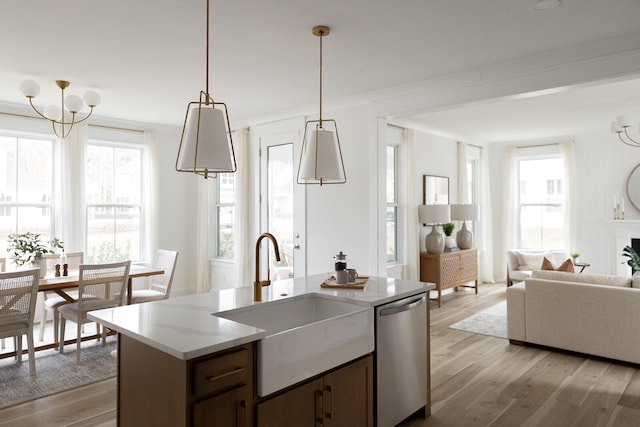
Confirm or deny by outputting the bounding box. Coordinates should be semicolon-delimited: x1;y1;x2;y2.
88;274;433;360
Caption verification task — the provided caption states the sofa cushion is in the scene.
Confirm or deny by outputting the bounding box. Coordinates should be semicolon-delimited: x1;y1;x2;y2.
516;251;552;271
531;269;631;287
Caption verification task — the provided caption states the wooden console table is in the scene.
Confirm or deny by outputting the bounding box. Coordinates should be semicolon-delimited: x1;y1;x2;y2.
420;249;478;307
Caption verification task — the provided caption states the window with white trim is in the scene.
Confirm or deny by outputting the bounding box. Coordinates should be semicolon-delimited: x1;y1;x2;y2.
85;140;144;262
518;153;564;249
0;131;56;256
215;173;235;259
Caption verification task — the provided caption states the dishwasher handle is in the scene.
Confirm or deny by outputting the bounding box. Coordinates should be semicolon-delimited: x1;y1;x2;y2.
379;294;426;316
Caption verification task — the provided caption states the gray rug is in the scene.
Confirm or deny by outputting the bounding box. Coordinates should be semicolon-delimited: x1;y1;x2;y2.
0;339;117;410
449;300;507;339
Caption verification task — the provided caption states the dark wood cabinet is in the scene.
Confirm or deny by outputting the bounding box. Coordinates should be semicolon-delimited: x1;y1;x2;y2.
256;355;373;427
118;335;253;427
420;249;478;307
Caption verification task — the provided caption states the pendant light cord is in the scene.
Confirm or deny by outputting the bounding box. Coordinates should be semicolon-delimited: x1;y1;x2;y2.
319;30;323;126
206;0;210;98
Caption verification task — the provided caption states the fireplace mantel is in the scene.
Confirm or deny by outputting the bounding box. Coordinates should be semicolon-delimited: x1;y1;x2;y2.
608;220;640;275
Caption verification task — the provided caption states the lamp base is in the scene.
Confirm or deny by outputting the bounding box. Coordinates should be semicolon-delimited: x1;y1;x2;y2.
456;221;473;250
426;226;445;254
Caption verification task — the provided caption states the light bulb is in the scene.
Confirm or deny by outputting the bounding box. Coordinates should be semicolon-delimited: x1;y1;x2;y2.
20;79;40;98
83;90;101;107
64;95;84;113
44;105;62;121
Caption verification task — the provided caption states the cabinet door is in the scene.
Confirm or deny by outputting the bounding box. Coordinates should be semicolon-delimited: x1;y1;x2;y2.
440;254;460;287
459;250;478;283
193;386;251;427
323;356;373;427
256;378;324;427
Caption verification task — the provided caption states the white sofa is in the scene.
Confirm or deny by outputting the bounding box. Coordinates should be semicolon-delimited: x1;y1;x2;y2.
507;269;640;364
506;249;569;286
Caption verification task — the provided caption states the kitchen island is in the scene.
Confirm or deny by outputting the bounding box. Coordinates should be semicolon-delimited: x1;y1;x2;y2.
89;274;434;426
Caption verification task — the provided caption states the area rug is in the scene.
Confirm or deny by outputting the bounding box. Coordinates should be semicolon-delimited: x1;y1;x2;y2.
449;300;507;339
0;339;117;410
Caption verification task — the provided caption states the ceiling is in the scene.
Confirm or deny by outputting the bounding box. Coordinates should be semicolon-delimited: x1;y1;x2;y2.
2;0;640;142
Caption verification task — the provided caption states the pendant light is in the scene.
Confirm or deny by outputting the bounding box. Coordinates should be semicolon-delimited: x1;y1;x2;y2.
176;0;236;179
297;26;346;186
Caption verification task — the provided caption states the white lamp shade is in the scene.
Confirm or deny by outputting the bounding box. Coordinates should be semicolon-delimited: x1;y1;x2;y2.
177;105;233;172
20;79;40;97
451;204;479;221
418;204;450;224
299;128;344;181
64;94;84;113
83;90;101;107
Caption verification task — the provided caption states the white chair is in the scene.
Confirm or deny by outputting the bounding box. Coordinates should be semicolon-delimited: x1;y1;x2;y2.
130;250;178;304
59;260;131;364
39;252;84;342
0;268;40;376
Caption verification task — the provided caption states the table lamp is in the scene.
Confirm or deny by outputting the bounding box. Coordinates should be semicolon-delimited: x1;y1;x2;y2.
418;204;451;253
451;204;479;249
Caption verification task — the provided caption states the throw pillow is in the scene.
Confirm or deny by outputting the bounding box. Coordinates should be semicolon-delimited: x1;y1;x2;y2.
540;257;555;270
632;271;640;288
557;258;575;273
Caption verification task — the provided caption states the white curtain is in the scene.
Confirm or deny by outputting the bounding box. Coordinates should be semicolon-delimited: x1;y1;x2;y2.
457;142;469;203
501;147;519;281
196;178;211;293
59;124;87;252
404;129;419;281
144;131;159;263
233;129;251;287
562;141;576;253
479;147;495;283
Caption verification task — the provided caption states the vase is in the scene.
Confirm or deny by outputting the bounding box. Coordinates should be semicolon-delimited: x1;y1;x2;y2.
32;258;47;279
445;235;456;249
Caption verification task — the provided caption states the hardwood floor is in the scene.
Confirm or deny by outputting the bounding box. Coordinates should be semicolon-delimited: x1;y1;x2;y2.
1;282;639;426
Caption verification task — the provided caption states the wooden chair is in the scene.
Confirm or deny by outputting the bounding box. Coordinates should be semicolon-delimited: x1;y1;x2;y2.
39;252;84;342
0;268;40;376
58;260;131;364
130;250;178;304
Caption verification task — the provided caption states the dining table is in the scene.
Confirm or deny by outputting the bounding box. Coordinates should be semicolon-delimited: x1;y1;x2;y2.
0;263;165;359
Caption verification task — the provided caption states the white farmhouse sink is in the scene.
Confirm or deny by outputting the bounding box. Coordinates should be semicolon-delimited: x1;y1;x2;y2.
215;294;374;396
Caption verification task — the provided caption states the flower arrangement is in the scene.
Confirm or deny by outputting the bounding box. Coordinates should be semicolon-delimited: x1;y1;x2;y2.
6;232;63;267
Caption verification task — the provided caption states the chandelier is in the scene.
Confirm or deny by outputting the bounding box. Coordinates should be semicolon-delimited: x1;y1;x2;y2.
175;0;236;179
296;25;346;185
612;115;640;147
20;79;100;139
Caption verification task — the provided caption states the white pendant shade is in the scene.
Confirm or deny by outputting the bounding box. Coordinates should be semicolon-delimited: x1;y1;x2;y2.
177;104;234;174
299;128;345;182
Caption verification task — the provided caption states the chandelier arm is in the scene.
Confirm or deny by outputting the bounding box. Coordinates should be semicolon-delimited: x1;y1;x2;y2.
68;108;94;125
623;127;640;145
27;98;51;121
617;131;640;147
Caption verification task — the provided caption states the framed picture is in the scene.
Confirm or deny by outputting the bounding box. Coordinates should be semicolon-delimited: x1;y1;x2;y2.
423;175;449;205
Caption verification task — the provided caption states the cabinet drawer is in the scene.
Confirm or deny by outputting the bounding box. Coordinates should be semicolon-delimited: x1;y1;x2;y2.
194;347;250;397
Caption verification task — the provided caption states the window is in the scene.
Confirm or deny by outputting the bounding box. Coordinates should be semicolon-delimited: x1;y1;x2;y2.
518;156;564;249
216;173;235;259
85;141;143;262
387;124;405;264
0;132;55;255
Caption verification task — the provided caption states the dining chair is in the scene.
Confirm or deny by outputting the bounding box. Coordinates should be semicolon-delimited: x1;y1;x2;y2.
58;260;131;364
130;250;179;304
39;252;84;342
0;268;40;376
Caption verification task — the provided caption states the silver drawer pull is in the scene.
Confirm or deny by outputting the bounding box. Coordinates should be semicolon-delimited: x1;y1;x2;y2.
206;366;245;382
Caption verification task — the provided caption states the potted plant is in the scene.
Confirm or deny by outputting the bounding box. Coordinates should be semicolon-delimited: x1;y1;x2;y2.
442;223;456;249
6;232;63;278
622;245;640;273
570;252;580;264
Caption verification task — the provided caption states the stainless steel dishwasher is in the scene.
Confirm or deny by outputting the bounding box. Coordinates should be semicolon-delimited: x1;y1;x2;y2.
376;293;427;427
